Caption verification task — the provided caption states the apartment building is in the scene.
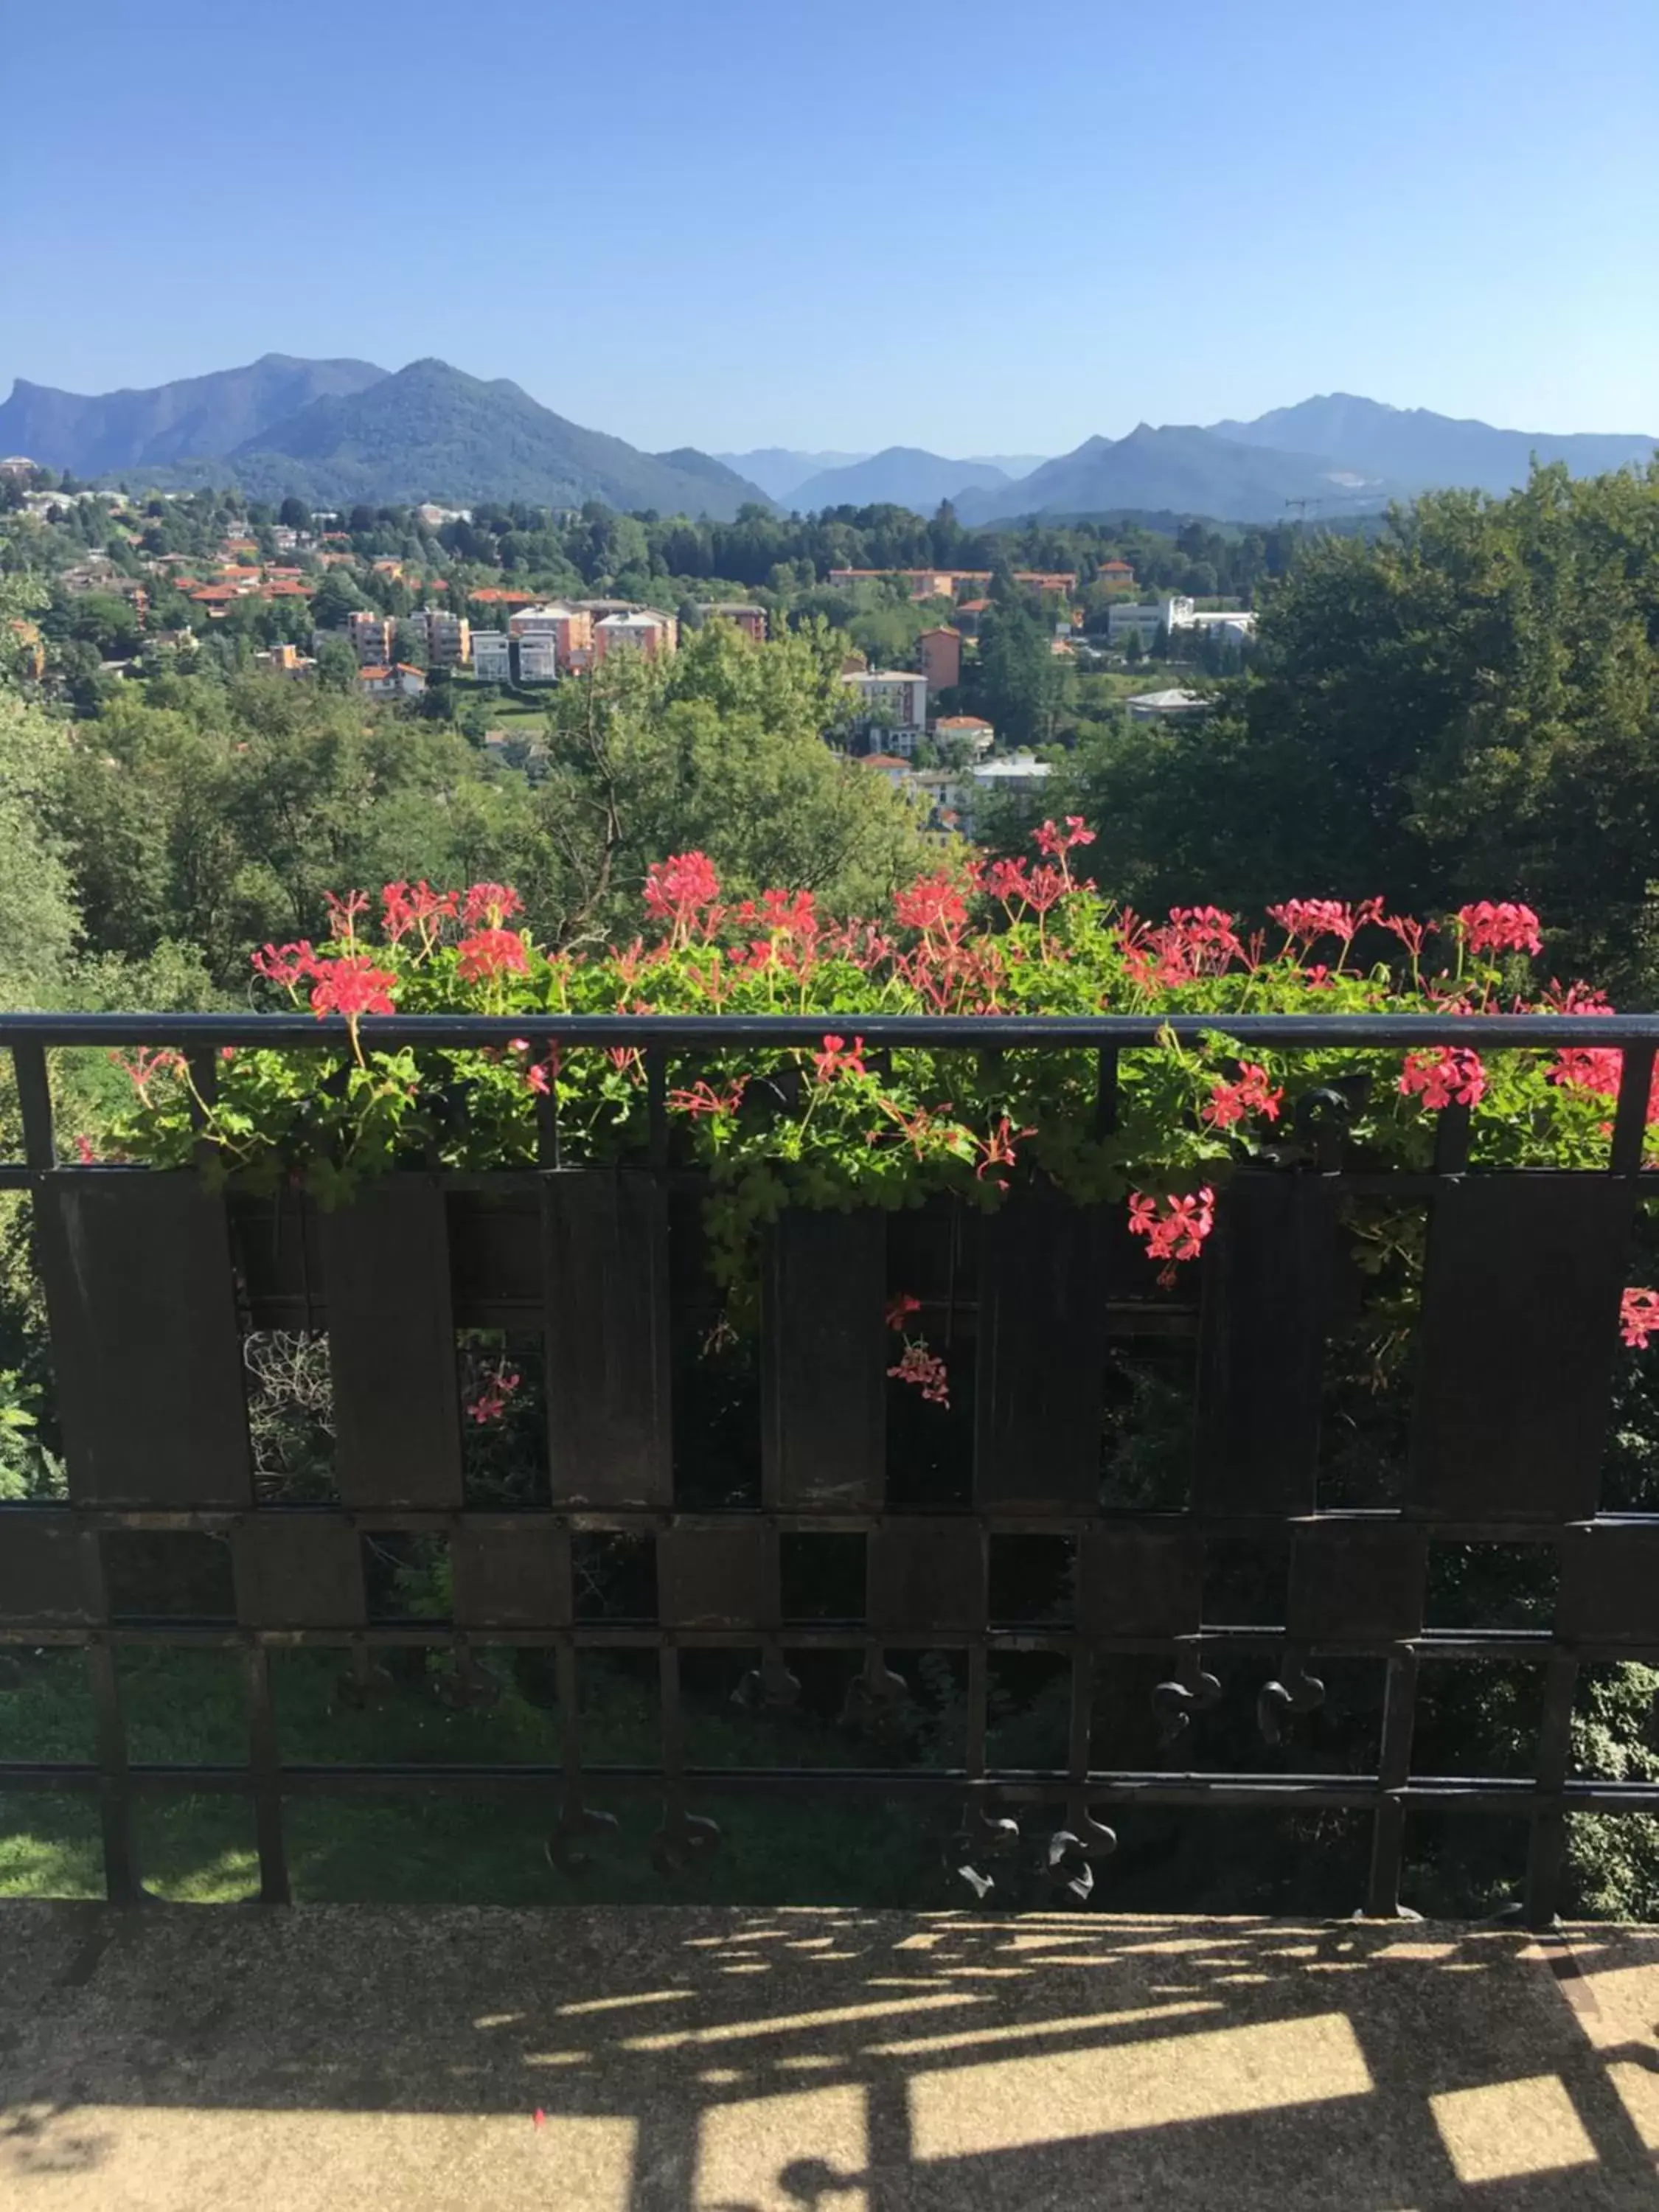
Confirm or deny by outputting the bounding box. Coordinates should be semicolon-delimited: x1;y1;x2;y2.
917;625;961;692
507;602;594;671
695;603;767;641
593;610;676;662
470;630;512;681
346;611;397;665
1108;595;1257;649
411;609;471;666
841;668;929;756
517;637;560;683
827;568;1078;597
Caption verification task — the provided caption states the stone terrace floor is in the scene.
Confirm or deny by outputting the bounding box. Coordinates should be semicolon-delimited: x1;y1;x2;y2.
7;1904;1659;2208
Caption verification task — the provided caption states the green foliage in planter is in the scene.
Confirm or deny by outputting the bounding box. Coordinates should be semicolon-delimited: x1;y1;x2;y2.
101;852;1644;1318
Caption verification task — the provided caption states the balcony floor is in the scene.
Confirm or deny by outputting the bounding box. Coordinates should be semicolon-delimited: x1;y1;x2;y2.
6;1902;1659;2208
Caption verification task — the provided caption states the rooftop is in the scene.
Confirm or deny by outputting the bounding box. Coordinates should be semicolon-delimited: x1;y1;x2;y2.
973;751;1053;779
1127;686;1211;712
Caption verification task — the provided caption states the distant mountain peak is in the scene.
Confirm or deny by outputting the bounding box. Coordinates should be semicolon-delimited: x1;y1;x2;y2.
1208;392;1656;498
215;357;772;517
0;354;389;476
788;448;1015;512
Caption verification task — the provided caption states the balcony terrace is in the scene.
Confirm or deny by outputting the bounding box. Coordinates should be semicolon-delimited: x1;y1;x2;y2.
6;1008;1659;2205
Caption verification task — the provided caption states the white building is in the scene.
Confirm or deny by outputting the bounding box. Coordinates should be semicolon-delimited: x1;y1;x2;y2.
1105;602;1166;646
1162;594;1257;646
956;751;1054;833
1127;686;1211;720
1107;596;1258;650
931;713;996;757
518;637;560;683
855;752;916;792
471;630;512;681
358;663;426;699
841;669;928;755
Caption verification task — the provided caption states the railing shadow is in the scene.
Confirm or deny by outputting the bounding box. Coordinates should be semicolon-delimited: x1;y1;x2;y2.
6;1905;1659;2207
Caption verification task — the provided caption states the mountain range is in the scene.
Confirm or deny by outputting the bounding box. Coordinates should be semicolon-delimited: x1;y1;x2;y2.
716;448;1048;504
0;355;771;521
1;354;1652;525
950;425;1384;526
1207;394;1658;498
0;355;386;479
726;408;1655;524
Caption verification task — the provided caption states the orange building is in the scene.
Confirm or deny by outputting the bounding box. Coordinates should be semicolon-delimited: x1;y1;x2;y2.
696;602;767;641
508;602;594;671
918;625;961;692
7;619;46;678
827;566;1077;597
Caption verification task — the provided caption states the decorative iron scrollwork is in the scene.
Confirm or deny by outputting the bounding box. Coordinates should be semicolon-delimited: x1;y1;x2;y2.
432;1641;502;1711
1047;1809;1117;1905
947;1802;1021;1902
546;1792;622;1875
650;1804;722;1876
840;1649;909;1735
731;1645;801;1715
335;1644;393;1710
1293;1078;1368;1169
1152;1670;1221;1747
1258;1646;1326;1745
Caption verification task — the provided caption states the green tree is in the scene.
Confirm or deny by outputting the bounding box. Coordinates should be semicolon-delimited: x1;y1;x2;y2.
310;568;366;629
314;636;361;692
975;602;1053;746
69;594;143;659
46;674;535;981
1047;463;1659;995
524;620;937;942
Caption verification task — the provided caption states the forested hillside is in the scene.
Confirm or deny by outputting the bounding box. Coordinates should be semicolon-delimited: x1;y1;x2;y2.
1018;462;1659;998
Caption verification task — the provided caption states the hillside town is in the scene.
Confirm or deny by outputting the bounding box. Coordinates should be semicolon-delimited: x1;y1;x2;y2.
1;468;1258;846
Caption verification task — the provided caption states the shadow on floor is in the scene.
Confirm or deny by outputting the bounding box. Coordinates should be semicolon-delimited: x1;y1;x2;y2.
6;1906;1659;2208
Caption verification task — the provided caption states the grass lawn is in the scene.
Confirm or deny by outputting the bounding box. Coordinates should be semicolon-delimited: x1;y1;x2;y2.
0;1644;974;1909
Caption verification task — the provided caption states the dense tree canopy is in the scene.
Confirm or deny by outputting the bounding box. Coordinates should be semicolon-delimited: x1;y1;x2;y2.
33;617;930;984
1040;464;1659;992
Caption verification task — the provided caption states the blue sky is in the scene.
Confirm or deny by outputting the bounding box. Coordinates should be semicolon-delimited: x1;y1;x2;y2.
4;0;1656;453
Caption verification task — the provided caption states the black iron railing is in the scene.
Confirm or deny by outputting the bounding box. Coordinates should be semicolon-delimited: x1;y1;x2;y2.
2;1010;1658;1920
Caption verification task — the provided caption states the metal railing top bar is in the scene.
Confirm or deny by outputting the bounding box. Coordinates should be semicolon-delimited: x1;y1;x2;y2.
4;1009;1659;1049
